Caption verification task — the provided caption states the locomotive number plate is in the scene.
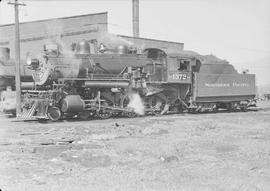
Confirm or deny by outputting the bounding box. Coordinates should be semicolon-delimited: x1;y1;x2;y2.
172;73;190;80
168;72;191;83
173;74;189;80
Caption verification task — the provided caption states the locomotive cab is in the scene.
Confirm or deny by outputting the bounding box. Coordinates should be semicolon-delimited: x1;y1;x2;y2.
166;54;200;84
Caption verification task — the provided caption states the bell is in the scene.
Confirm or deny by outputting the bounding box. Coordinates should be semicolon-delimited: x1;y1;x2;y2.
75;40;91;55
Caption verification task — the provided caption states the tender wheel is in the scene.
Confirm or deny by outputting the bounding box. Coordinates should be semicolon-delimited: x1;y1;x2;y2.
47;107;61;121
228;102;238;112
240;105;248;111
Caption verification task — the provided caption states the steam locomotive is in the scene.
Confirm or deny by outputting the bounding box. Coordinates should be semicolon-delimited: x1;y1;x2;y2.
20;40;257;120
4;40;256;120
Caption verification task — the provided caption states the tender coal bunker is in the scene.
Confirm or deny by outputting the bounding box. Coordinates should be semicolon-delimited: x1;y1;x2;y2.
198;64;238;74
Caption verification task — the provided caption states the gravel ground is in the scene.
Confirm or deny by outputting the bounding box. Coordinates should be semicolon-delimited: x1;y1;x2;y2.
0;101;270;191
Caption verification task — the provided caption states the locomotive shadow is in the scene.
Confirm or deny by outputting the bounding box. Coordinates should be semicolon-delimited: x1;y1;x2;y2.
188;107;259;115
12;114;147;124
10;107;259;124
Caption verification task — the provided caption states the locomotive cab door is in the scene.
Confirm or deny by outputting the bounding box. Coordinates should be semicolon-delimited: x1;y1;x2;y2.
145;61;165;82
143;48;167;82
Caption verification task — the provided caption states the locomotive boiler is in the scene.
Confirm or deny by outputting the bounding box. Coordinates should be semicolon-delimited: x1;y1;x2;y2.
19;40;256;121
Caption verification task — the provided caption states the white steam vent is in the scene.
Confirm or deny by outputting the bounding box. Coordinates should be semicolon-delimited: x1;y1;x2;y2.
128;93;145;115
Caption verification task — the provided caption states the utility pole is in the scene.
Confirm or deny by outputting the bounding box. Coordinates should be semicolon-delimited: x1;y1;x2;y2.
8;0;26;116
132;0;139;37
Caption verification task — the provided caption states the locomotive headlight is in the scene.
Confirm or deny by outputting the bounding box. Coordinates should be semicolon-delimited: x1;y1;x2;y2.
26;53;40;69
26;54;32;66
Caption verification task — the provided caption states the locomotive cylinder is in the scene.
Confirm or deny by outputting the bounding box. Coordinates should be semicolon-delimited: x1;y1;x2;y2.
61;95;85;113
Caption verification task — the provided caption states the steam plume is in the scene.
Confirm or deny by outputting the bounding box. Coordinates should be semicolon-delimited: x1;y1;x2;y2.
99;33;134;48
128;93;145;115
44;19;74;57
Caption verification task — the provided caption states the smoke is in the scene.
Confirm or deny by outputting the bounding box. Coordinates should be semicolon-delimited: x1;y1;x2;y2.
44;19;63;46
99;33;134;48
44;19;80;77
44;19;74;58
127;93;145;115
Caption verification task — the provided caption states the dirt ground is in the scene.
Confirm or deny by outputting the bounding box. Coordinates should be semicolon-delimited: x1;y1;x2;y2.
0;101;270;191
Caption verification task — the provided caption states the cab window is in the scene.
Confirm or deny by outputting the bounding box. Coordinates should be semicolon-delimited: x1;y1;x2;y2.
178;59;189;71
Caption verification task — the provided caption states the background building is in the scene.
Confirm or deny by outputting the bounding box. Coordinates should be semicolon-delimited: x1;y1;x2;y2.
0;12;184;59
0;12;108;58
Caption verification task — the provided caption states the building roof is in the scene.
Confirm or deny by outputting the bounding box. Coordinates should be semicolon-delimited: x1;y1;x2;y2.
118;35;184;46
0;12;108;28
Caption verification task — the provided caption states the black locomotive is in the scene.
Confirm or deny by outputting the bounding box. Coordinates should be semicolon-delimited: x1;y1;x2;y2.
15;40;256;120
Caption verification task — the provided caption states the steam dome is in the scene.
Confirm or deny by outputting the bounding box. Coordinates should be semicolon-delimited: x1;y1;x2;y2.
76;40;91;55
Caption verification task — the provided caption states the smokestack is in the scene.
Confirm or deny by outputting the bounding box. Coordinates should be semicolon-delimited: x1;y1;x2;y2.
132;0;139;37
